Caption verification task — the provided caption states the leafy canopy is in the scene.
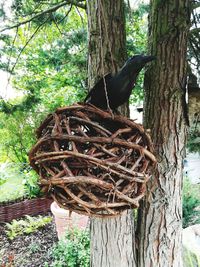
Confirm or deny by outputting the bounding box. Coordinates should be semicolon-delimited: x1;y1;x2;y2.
0;1;148;163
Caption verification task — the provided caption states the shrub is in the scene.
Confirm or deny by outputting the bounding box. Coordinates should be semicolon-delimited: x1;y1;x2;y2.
23;168;42;198
183;246;200;267
6;215;52;240
50;228;90;267
0;163;41;203
0;163;26;203
183;177;200;228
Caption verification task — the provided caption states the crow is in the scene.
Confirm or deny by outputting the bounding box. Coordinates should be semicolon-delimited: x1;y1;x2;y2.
84;55;156;110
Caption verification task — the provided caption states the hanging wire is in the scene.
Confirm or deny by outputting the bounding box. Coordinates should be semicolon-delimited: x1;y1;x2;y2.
97;0;119;115
97;0;111;111
99;0;116;73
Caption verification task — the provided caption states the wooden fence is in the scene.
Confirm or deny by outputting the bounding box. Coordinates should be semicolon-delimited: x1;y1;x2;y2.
0;197;53;222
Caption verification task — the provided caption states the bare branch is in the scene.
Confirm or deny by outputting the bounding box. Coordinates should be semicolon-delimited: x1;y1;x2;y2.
11;19;48;72
7;27;19;72
57;5;73;24
53;15;63;36
0;0;86;32
52;4;73;35
75;6;85;26
4;27;19;93
5;17;49;90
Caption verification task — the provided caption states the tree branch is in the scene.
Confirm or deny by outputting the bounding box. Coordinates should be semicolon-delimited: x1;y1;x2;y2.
57;5;73;24
52;5;73;35
0;0;86;32
5;17;49;91
75;6;85;26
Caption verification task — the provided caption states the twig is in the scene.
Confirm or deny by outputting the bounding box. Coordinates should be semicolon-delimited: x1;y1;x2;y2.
41;175;113;189
57;5;73;24
30;134;157;162
75;6;85;27
0;0;86;32
29;104;157;217
69;116;112;136
6;16;48;89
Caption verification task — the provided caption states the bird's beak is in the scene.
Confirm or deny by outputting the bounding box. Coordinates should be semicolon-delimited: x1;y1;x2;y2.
143;55;156;63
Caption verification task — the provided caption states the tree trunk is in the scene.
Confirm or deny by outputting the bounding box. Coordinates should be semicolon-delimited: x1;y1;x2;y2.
87;0;129;116
90;211;136;267
87;0;126;88
137;0;191;266
87;0;135;266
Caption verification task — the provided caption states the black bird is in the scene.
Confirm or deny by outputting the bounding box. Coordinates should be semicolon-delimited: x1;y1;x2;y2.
85;55;156;110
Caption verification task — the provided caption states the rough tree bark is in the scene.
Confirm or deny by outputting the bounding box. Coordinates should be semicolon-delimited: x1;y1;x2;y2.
137;0;191;266
87;0;135;266
87;0;126;87
87;0;129;116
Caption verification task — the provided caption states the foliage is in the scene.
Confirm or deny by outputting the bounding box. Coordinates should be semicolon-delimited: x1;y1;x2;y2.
50;228;90;267
0;110;39;163
0;163;26;203
183;246;200;267
0;2;150;164
0;163;41;203
187;128;200;154
0;4;88;164
28;241;42;254
6;215;52;240
23;168;42;198
126;3;149;105
182;176;200;228
126;3;148;55
188;6;200;79
1;5;87;112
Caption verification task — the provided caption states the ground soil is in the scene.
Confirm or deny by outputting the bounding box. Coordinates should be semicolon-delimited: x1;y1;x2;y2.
0;214;58;267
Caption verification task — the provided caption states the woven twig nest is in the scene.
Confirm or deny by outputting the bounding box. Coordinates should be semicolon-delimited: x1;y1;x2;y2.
29;103;156;217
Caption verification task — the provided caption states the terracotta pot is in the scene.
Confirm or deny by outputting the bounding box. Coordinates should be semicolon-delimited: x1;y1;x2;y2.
50;201;88;239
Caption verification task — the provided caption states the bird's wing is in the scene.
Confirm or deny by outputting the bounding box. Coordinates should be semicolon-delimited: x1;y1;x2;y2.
84;73;113;102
